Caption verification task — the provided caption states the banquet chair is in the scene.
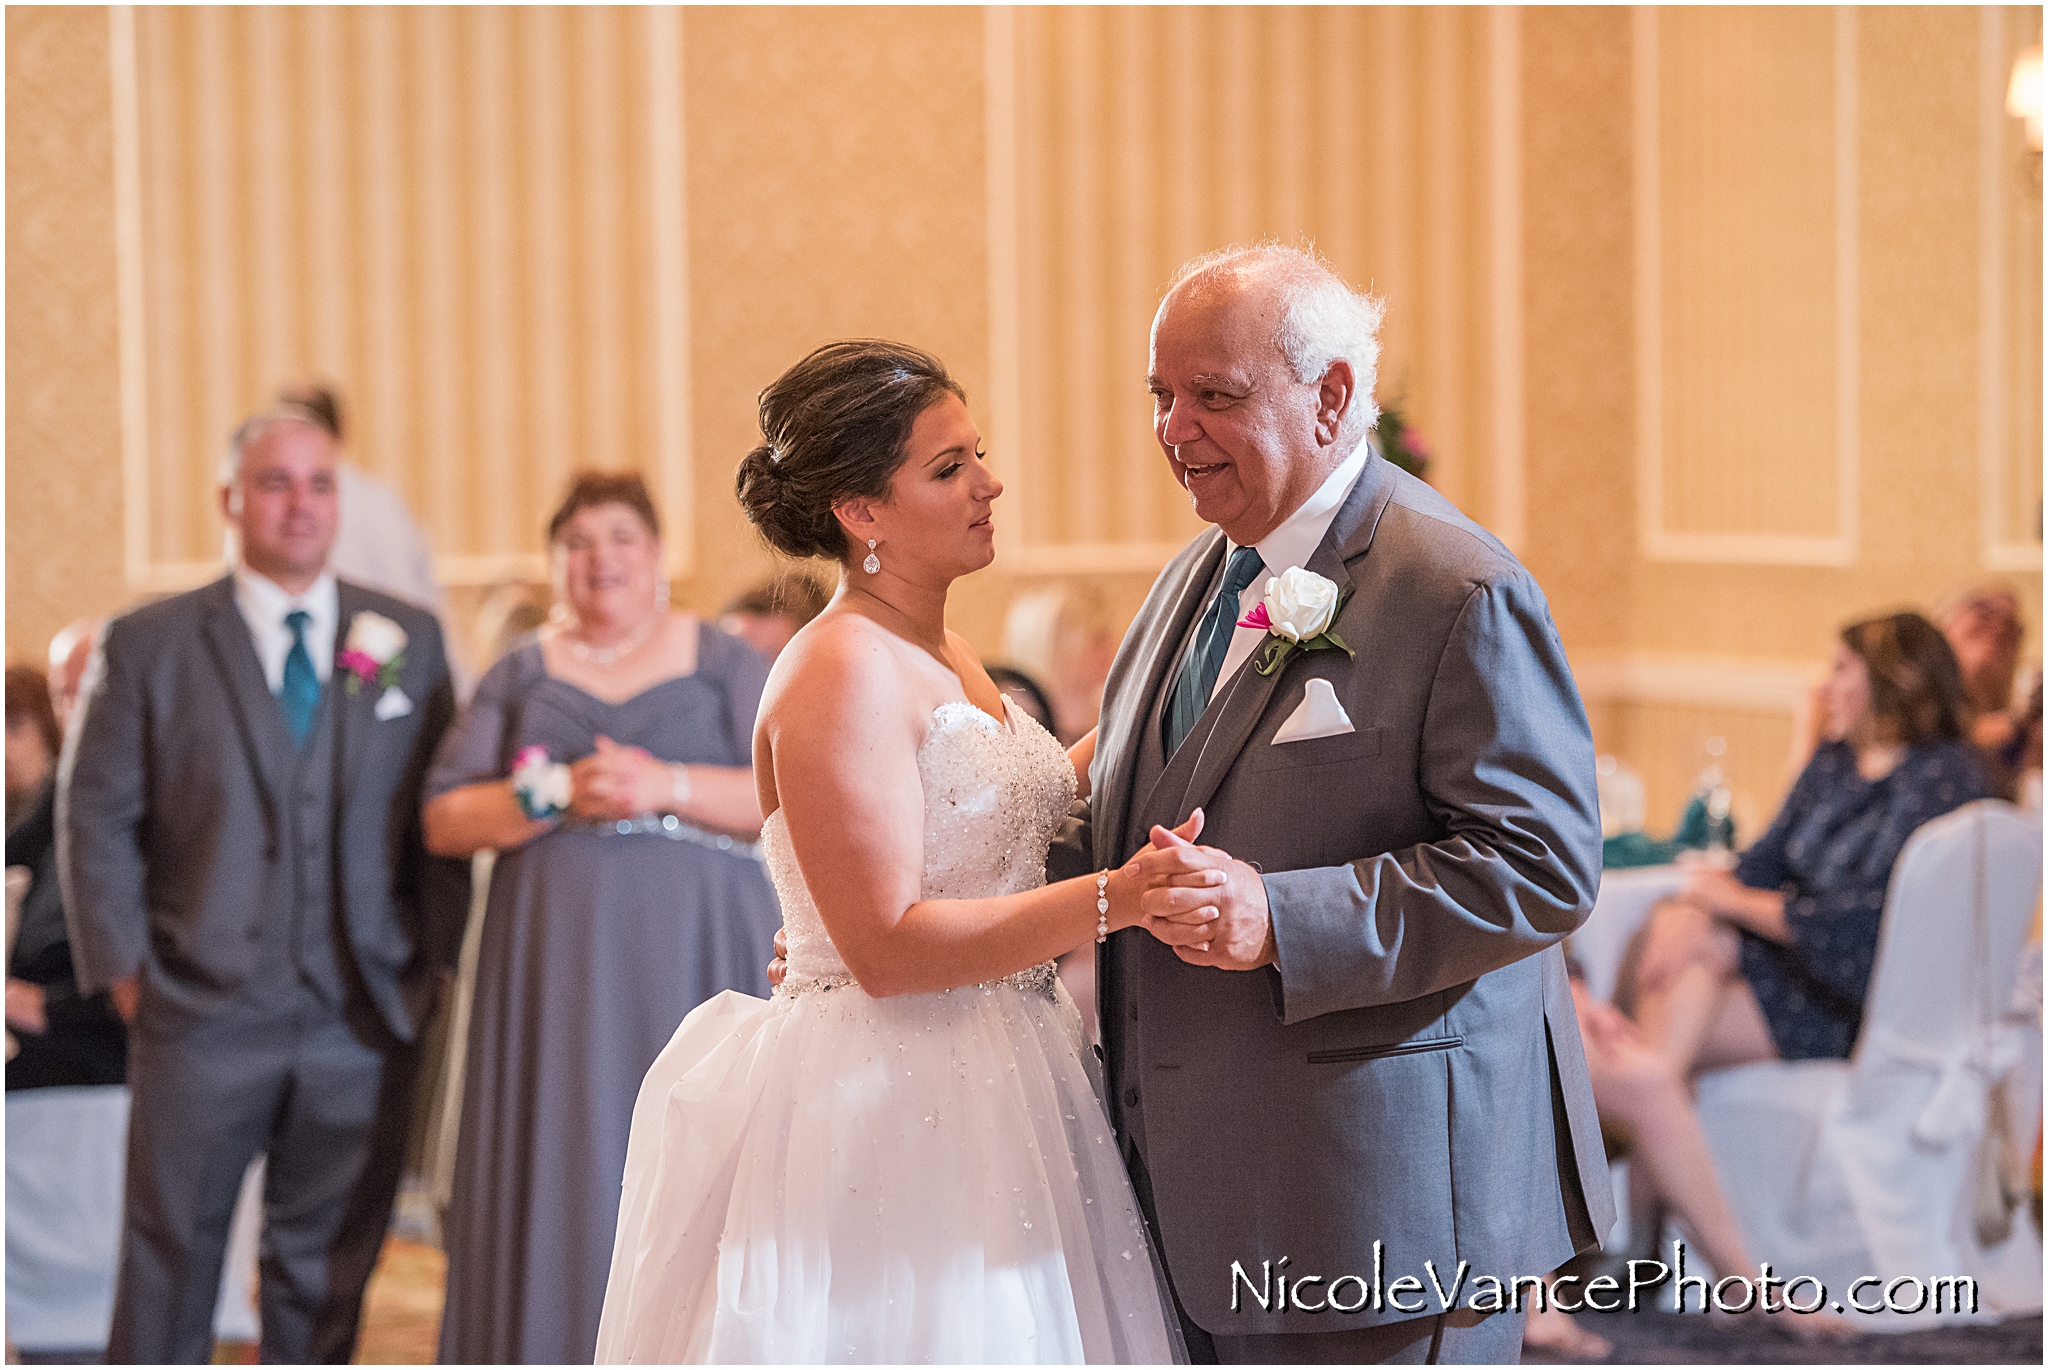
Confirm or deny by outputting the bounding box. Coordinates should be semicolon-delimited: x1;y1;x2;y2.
6;1085;265;1354
1695;800;2043;1326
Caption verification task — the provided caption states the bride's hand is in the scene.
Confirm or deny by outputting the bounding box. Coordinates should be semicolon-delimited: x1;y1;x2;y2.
766;927;788;989
1108;811;1224;939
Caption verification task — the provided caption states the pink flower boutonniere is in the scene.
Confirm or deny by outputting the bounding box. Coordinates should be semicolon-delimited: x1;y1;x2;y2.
339;611;408;696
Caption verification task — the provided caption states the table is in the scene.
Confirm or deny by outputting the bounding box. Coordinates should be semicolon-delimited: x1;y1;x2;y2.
1569;864;1686;1003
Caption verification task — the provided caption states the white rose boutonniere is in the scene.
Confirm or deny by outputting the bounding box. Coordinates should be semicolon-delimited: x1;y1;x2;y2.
1237;567;1354;677
338;611;409;696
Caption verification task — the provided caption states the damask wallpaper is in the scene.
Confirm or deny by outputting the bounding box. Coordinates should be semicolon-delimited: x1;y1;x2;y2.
6;5;2040;833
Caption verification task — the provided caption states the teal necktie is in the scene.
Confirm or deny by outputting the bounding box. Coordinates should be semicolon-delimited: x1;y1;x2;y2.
1163;546;1265;758
282;609;320;746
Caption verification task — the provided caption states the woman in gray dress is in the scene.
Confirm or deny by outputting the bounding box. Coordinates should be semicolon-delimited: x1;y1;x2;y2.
425;471;779;1364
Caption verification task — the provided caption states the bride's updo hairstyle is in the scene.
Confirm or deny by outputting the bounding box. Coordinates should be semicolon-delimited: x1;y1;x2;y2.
736;340;965;561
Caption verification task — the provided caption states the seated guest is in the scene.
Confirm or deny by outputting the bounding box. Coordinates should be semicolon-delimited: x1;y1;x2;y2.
6;664;60;832
1626;612;1989;1077
6;663;126;1089
1939;580;2025;724
717;570;828;663
1790;582;2030;792
1938;580;2031;797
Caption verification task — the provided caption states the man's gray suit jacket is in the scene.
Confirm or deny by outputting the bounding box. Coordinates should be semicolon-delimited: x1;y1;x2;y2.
1050;454;1615;1337
59;576;463;1043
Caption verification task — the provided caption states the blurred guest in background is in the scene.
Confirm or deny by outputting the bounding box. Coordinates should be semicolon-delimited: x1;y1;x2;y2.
61;406;461;1362
1625;612;1988;1075
1939;580;2025;723
473;579;553;669
274;383;448;622
7;660;126;1089
1938;580;2032;798
7;648;129;1365
424;471;779;1364
6;664;61;833
46;616;104;732
717;570;828;663
1790;582;2032;796
1000;584;1119;745
984;663;1056;734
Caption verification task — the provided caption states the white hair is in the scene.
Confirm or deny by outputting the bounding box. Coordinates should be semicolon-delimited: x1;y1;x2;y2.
216;403;328;494
1168;242;1388;428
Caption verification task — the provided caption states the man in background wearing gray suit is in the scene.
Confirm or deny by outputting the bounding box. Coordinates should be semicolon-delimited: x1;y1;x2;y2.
1056;245;1614;1363
60;406;461;1362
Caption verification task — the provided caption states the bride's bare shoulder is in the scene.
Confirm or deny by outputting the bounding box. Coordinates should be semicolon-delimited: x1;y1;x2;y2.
761;611;919;736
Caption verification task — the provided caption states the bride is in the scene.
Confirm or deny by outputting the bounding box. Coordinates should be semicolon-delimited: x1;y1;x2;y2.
595;341;1213;1364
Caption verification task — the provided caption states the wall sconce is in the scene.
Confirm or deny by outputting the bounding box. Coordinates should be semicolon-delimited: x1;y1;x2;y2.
2007;44;2042;152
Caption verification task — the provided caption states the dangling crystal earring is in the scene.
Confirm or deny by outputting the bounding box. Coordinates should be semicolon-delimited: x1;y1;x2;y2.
656;577;672;613
863;539;880;575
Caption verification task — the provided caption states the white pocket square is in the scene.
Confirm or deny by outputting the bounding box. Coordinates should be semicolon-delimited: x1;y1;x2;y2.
373;686;414;721
1271;677;1355;744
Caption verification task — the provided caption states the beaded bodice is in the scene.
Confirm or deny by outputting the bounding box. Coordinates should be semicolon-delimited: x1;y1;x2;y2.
768;697;1078;994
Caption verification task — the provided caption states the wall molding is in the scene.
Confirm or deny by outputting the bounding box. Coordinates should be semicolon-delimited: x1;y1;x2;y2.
647;6;694;580
111;8;694;595
995;540;1194;577
1487;6;1526;553
1572;651;1814;712
1631;6;1860;568
983;5;1026;553
110;6;157;591
1979;4;2043;574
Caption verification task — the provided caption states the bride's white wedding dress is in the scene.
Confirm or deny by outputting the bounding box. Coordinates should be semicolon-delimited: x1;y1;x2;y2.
596;699;1180;1364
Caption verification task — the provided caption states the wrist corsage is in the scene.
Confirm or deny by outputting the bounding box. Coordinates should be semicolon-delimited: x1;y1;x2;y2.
511;745;572;821
338;611;408;696
1238;567;1354;676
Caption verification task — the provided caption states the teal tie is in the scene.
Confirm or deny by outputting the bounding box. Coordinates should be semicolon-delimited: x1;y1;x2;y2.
282;609;320;746
1163;545;1265;758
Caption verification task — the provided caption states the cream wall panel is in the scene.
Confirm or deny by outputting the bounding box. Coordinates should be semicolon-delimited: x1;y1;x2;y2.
996;6;1504;579
7;7;128;664
1981;6;2044;571
1634;6;1857;565
118;6;686;591
676;7;996;635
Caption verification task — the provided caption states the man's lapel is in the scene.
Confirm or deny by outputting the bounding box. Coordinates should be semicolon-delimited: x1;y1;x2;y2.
333;583;376;807
1098;531;1226;866
1163;452;1400;823
199;577;294;819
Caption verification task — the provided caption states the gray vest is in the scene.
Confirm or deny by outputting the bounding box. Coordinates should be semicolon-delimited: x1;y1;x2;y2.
251;685;349;1008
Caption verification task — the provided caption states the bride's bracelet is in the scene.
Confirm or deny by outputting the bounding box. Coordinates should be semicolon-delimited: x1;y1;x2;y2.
1095;871;1110;944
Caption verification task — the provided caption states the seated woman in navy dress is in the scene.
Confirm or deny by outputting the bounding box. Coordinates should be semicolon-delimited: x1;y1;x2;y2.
1625;611;1989;1074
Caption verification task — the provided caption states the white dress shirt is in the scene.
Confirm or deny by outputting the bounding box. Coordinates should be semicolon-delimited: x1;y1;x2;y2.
232;566;339;693
1187;445;1371;705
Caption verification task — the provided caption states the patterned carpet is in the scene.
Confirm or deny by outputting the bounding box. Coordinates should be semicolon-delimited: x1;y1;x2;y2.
193;1236;2044;1366
1525;1308;2043;1365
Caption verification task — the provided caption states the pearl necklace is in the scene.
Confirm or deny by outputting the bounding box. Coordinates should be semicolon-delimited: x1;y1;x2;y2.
565;610;661;667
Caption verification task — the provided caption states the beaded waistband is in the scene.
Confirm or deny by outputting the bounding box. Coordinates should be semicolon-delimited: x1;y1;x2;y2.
774;960;1061;1003
573;814;763;861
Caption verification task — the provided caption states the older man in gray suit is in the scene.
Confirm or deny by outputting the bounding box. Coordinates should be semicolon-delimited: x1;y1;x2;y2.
60;406;461;1362
1054;245;1613;1364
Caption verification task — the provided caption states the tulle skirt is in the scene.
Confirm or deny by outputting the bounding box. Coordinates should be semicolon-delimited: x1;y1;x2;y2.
596;979;1182;1364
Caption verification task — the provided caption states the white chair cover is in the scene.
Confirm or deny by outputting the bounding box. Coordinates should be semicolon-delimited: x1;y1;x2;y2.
6;1083;268;1351
6;1086;130;1351
1697;800;2043;1328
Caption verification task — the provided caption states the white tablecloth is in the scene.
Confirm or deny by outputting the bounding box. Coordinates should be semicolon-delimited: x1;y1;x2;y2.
1569;864;1687;1002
